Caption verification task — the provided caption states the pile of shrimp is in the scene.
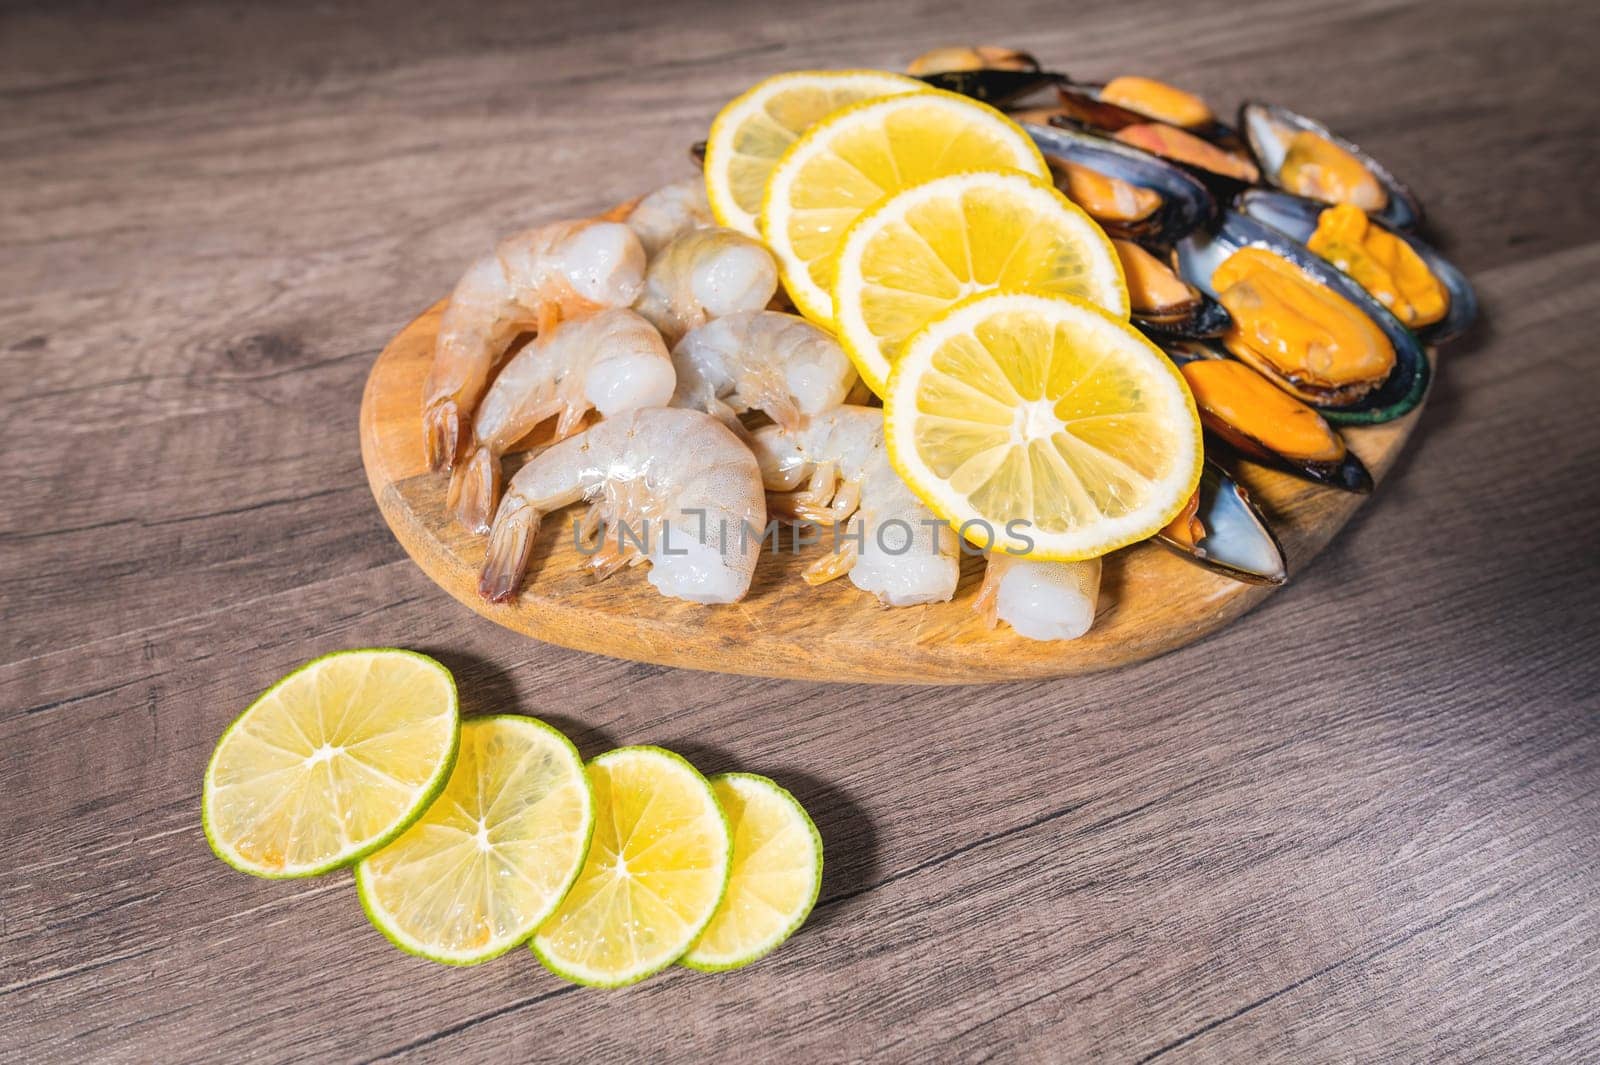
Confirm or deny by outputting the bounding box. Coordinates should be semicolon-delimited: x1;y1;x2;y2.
419;178;1102;640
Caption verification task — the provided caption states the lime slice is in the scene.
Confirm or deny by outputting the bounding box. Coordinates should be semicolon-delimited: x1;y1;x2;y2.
682;774;823;971
202;649;459;879
355;715;594;965
532;747;731;987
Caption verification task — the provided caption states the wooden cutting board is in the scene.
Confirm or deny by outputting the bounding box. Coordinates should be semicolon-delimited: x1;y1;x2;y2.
359;297;1425;684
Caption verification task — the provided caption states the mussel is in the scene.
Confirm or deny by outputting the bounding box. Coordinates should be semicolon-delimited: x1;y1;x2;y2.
1239;102;1422;231
907;45;1064;107
907;45;1040;76
1176;211;1429;425
1164;340;1371;493
1155;461;1287;585
1113;240;1232;340
1035;79;1259;194
1026;122;1217;247
1093;76;1219;131
1237;189;1477;344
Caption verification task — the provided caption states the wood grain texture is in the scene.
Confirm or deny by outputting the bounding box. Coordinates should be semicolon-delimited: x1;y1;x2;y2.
3;0;1598;1062
363;300;1422;683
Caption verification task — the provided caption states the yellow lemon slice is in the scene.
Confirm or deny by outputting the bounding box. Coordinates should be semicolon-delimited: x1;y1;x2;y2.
760;89;1049;325
884;291;1203;561
704;69;926;239
355;716;594;965
833;169;1128;394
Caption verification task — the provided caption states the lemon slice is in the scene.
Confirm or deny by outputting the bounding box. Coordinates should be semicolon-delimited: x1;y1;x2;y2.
202;649;459;879
355;716;594;965
704;69;926;239
884;291;1203;561
532;747;731;987
834;170;1129;394
761;89;1050;325
682;774;823;972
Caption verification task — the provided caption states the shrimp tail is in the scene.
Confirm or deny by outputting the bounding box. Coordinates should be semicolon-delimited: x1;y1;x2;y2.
479;499;541;602
553;402;588;441
447;445;501;534
803;537;857;585
765;393;804;434
972;557;1005;629
423;399;462;471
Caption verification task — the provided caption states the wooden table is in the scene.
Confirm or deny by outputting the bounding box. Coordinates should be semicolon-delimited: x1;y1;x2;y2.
4;1;1597;1060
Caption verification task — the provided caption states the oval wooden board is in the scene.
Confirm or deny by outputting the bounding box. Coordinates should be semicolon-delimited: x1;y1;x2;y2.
360;305;1425;684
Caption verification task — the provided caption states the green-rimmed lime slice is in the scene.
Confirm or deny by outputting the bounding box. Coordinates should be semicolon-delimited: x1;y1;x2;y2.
532;747;731;987
355;715;594;965
202;649;459;879
682;773;823;971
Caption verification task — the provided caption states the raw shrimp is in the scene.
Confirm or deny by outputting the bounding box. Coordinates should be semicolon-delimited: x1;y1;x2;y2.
479;408;765;605
448;308;675;533
671;310;856;433
749;406;959;607
974;554;1102;641
633;227;778;345
423;218;646;470
626;178;715;257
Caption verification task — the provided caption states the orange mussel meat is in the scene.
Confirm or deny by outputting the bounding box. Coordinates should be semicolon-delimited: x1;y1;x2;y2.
1114;123;1259;184
1113;240;1198;316
1213;247;1395;406
1051;160;1162;224
1279;131;1387;212
1100;76;1214;128
1180;359;1345;464
1306;204;1448;328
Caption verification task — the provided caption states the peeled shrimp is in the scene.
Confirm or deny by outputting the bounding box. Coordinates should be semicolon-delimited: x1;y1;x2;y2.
448;308;675;533
626;179;715;257
974;554;1102;641
750;406;959;607
479;407;765;605
671;310;857;433
633;227;778;345
423;219;646;470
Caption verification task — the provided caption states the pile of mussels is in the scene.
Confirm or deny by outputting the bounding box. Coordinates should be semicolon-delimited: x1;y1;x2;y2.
905;45;1477;586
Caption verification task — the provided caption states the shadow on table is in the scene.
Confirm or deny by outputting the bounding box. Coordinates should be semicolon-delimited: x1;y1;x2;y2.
416;646;620;753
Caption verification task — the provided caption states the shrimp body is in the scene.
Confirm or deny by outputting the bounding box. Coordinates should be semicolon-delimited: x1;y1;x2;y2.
423;219;646;470
750;406;958;607
974;554;1102;641
626;179;715;257
448;308;675;532
480;408;765;605
672;311;857;433
633;227;778;344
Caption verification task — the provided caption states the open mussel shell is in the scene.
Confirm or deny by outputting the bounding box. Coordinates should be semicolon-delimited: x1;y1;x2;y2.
1025;122;1216;246
1163;340;1373;493
1133;290;1232;341
918;68;1066;108
1041;98;1257;201
1239;102;1423;231
1155;461;1287;586
1052;81;1241;145
1236;189;1478;345
1175;211;1430;426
